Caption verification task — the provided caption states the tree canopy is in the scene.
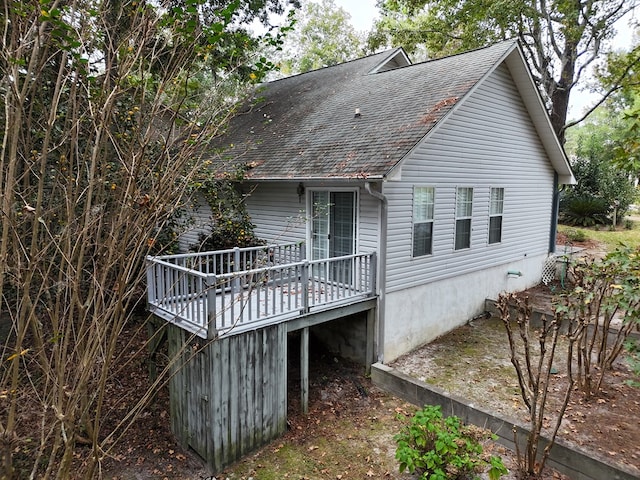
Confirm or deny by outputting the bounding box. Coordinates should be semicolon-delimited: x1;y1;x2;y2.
276;0;364;75
596;43;640;174
369;0;639;142
0;0;295;477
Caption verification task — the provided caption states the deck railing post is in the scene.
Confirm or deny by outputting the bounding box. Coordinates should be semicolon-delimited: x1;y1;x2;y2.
206;274;217;340
233;246;241;292
370;252;377;295
301;260;310;313
145;257;156;306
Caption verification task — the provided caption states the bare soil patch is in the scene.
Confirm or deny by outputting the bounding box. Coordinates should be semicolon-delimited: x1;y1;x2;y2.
390;292;640;476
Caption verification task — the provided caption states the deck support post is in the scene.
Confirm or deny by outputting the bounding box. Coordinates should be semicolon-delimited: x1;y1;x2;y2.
301;326;309;414
365;307;375;375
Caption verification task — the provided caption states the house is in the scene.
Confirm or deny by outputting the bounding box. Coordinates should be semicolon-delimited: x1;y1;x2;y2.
200;39;573;360
146;40;574;471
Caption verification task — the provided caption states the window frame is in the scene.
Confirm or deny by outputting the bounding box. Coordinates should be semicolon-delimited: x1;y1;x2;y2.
488;187;504;245
454;187;473;251
412;186;435;257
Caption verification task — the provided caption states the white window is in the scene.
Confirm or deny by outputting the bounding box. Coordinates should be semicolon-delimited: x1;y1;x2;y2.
455;187;473;250
413;187;435;257
489;187;504;244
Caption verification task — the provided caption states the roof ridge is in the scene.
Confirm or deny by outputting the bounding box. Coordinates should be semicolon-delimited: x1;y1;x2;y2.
264;48;405;85
409;39;518;68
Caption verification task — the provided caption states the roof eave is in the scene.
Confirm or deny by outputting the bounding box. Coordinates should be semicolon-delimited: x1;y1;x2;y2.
244;175;387;182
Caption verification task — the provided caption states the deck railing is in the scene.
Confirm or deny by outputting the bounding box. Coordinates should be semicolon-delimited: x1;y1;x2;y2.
146;244;376;339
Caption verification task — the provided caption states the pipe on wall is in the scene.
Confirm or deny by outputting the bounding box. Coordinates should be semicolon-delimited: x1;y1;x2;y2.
549;172;560;254
365;181;387;364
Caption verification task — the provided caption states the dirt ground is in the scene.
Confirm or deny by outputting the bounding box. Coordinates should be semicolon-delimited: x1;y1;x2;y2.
70;235;639;479
390;313;640;476
97;333;533;480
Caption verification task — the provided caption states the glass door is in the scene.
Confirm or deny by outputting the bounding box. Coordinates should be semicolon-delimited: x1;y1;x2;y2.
310;190;355;282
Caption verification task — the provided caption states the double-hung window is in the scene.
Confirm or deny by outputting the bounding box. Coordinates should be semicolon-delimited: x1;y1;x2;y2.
455;187;473;250
412;186;435;257
489;187;504;244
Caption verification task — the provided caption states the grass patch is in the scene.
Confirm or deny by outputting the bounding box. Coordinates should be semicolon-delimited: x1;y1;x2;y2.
558;218;640;251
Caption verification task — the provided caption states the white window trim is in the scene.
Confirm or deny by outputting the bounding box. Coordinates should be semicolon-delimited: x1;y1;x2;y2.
488;187;504;245
412;186;435;258
455;187;473;251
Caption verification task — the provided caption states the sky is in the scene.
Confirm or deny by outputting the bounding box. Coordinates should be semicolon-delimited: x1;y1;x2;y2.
334;0;379;32
332;1;638;119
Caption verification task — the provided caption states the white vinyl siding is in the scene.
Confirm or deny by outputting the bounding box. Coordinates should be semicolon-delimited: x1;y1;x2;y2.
384;63;555;292
413;186;435;257
176;191;214;252
246;183;376;256
244;182;307;245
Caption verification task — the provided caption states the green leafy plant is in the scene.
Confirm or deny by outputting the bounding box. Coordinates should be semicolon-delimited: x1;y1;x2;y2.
559;245;640;397
394;405;507;480
565;228;588;243
625;339;640;387
560;196;610;227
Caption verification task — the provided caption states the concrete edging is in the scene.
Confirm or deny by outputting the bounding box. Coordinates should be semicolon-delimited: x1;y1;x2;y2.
371;362;640;480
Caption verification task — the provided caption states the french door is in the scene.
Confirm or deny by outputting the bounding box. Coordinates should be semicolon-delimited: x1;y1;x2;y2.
310;190;355;282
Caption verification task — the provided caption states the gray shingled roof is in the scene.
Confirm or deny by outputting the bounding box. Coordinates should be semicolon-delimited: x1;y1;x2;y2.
207;42;519;180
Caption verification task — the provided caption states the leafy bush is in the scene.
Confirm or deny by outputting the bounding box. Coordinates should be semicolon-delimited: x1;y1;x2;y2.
193;218;264;251
625;339;640;387
559;196;610;226
394;405;507;480
564;228;588;243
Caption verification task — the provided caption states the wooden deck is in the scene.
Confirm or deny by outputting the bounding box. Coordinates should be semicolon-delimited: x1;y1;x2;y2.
146;243;377;339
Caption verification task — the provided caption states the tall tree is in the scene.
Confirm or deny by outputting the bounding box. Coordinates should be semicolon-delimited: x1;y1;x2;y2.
0;0;294;477
277;0;364;75
562;109;637;224
597;41;640;175
369;0;639;142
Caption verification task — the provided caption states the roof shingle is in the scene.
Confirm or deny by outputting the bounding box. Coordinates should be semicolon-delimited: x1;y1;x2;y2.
208;42;517;180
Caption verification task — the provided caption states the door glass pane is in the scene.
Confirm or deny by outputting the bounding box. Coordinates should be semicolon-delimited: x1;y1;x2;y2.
311;191;329;261
330;192;354;283
330;192;355;257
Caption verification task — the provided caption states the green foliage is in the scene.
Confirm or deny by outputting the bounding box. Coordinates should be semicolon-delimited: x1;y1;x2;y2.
564;228;588;243
625;339;640;387
370;0;637;139
557;245;640;396
0;0;295;476
593;46;640;177
394;405;507;480
276;0;364;75
562;113;637;224
189;165;263;251
560;197;610;227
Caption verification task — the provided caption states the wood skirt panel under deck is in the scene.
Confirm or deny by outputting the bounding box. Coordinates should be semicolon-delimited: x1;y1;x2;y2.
168;323;287;472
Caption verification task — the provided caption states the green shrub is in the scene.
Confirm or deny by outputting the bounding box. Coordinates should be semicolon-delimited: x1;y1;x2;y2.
625;339;640;388
625;219;635;230
559;196;610;227
394;405;507;480
565;228;588;243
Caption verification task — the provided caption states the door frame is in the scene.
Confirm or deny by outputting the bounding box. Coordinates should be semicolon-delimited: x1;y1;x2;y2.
306;187;359;261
